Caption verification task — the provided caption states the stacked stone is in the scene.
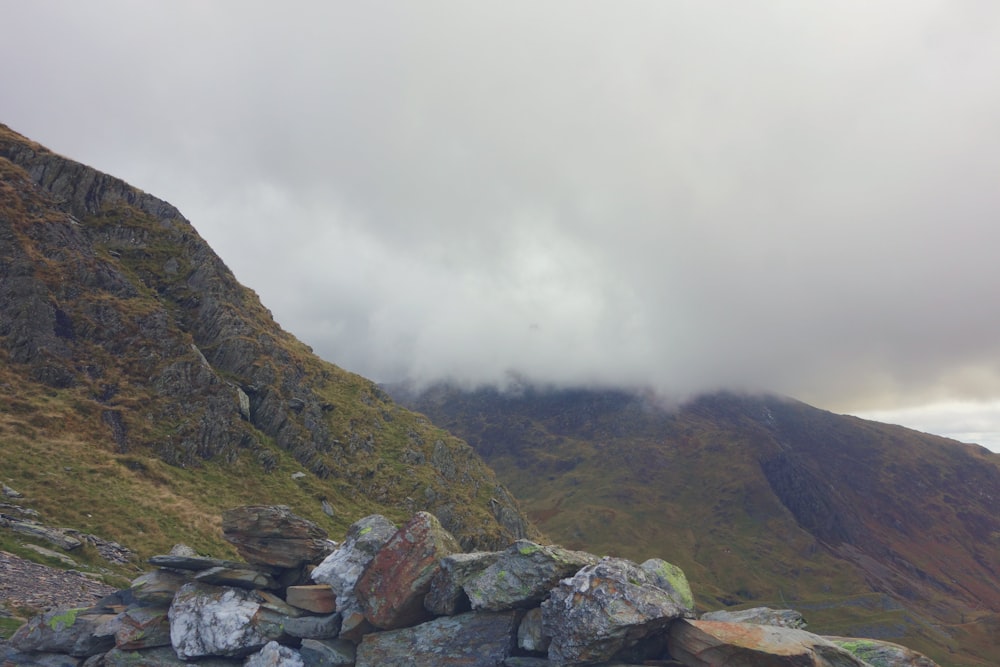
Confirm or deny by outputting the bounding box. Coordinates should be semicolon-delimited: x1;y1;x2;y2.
2;505;940;666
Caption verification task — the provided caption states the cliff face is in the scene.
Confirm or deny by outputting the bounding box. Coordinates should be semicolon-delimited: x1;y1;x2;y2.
0;124;535;554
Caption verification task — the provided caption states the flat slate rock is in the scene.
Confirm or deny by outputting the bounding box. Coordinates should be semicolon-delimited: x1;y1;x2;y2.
356;610;521;667
149;554;276;573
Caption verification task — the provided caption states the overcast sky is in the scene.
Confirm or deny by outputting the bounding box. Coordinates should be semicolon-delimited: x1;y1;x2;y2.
4;2;1000;451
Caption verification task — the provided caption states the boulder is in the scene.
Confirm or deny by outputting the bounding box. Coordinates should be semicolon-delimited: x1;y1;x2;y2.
668;619;869;667
701;606;807;629
424;550;501;615
827;636;940;667
541;557;692;664
464;540;597;611
356;511;462;630
108;604;172;650
311;513;397;633
8;607;117;657
640;557;695;609
355;610;521;667
167;582;278;659
221;505;333;568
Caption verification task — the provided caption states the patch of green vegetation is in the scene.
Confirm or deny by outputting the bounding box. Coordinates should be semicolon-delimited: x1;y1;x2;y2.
0;616;25;640
47;607;83;631
836;640;888;665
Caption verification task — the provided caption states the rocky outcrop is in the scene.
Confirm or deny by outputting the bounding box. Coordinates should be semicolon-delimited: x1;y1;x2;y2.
0;123;536;556
3;505;941;666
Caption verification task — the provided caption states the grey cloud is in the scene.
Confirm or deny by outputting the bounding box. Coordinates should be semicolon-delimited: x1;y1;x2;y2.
5;1;1000;426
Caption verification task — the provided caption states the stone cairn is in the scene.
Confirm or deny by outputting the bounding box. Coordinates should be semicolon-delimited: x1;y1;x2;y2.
4;506;939;666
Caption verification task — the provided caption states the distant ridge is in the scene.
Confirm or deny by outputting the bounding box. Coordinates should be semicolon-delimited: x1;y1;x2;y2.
390;382;1000;665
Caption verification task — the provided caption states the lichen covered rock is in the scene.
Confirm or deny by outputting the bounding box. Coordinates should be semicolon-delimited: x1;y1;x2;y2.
464;540;597;611
542;556;692;664
356;512;462;630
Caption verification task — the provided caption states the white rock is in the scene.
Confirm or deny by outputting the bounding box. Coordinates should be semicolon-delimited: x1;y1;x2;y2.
168;582;270;659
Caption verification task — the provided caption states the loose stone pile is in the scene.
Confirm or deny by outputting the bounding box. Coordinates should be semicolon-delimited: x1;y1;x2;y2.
2;505;939;666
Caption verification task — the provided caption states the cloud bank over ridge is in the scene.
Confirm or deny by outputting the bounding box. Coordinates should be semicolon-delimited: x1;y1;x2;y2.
4;2;1000;442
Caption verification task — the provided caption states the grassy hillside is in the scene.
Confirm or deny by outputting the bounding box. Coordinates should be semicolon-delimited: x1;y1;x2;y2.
393;384;1000;666
0;124;536;580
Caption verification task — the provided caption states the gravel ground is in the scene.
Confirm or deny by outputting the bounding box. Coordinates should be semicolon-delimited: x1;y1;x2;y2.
0;550;118;616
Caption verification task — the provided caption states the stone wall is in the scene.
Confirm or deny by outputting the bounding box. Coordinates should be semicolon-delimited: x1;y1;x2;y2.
3;505;938;666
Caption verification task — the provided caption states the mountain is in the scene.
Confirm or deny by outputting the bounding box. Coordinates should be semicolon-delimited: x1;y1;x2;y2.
0;124;535;565
390;383;1000;666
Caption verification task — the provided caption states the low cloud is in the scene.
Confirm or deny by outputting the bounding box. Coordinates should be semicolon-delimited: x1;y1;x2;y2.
5;2;1000;427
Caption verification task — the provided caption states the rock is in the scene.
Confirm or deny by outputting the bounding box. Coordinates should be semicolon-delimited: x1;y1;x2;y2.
1;483;22;497
167;582;277;659
668;619;869;667
102;645;242;666
0;644;81;667
245;640;305;667
149;553;274;573
311;514;397;639
517;606;549;653
194;565;279;589
9;606;117;657
286;585;337;613
640;558;695;609
356;512;462;630
464;540;597;612
355;610;521;667
312;514;397;597
20;543;79;567
169;543;199;557
283;612;342;639
337;609;377;643
827;636;941;666
256;590;305;618
321;499;335;517
425;551;501;616
221;505;333;568
130;569;190;605
1;519;83;551
541;557;692;664
701;606;807;629
299;638;357;666
110;604;172;649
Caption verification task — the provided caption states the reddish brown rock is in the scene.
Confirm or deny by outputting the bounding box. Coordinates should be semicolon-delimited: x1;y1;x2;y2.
356;512;462;630
668;619;868;667
285;585;337;614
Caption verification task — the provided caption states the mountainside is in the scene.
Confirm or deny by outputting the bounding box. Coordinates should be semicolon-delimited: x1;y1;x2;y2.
0;124;535;565
391;383;1000;666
